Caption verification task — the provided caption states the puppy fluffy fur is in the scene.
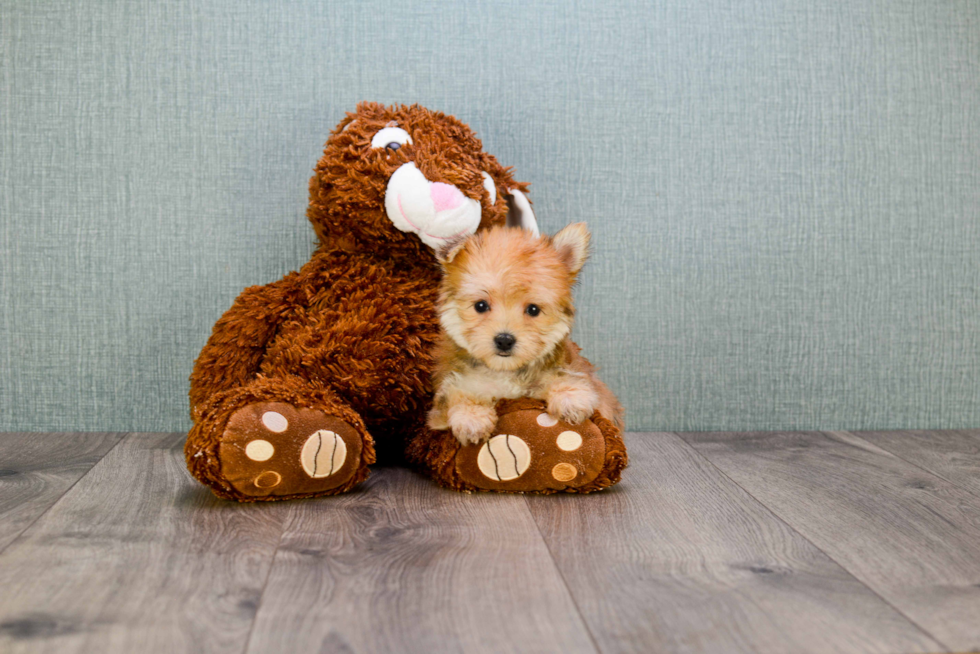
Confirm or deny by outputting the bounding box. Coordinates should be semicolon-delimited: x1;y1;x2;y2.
428;224;624;445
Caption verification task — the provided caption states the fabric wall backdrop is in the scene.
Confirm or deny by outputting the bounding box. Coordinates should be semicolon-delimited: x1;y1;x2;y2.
2;0;978;432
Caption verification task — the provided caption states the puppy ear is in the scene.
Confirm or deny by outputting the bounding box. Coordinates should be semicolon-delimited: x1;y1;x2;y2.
435;234;469;265
551;222;591;274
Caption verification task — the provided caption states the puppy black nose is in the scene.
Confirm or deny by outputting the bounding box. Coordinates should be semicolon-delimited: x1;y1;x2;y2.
494;333;516;352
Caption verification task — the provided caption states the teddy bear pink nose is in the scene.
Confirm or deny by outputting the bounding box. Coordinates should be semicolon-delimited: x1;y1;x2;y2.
430;182;464;213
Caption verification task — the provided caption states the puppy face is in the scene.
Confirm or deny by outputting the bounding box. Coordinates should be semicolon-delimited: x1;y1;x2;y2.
438;224;590;371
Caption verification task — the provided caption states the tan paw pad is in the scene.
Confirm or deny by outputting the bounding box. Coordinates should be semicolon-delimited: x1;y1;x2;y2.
261;411;288;433
551;463;577;482
536;413;558;427
556;430;583;451
477;434;531;481
245;439;274;461
300;430;347;478
254;471;282;489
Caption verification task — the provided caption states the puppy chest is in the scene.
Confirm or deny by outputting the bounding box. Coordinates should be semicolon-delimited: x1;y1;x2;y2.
454;368;528;402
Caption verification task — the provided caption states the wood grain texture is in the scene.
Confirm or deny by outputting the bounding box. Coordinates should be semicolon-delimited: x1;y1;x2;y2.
0;432;123;552
0;432;288;654
245;466;598;654
683;430;980;653
526;433;941;654
4;430;980;653
856;430;980;499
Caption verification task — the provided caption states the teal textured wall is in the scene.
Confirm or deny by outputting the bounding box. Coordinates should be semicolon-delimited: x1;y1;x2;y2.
2;0;978;432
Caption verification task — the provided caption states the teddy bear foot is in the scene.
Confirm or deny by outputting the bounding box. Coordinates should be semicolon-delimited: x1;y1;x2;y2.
447;398;627;494
214;401;368;500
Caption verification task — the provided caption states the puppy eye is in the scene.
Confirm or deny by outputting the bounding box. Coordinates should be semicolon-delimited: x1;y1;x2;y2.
474;300;490;313
371;126;413;149
526;304;541;317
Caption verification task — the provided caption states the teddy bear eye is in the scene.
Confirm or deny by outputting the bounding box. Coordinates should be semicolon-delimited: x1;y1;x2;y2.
371;126;413;149
474;300;490;313
526;304;541;317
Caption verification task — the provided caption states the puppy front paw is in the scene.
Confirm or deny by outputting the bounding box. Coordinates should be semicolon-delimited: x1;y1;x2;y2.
448;404;498;446
547;386;599;425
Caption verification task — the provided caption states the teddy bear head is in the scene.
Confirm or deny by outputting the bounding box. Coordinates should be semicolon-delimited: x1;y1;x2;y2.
307;102;538;262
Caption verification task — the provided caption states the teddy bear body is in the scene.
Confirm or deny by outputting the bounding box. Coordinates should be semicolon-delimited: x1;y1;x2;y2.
185;103;627;501
249;250;440;426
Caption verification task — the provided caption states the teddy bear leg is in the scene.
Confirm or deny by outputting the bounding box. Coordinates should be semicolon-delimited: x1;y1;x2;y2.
405;398;627;494
186;376;375;502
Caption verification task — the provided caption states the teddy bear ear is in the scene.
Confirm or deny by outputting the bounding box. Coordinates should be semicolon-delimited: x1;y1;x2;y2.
505;189;540;236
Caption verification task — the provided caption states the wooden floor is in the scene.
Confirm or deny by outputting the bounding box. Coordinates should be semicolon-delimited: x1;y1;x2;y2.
1;431;979;654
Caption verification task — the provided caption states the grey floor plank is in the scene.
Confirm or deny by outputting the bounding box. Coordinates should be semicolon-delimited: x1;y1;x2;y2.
526;433;942;654
246;466;598;654
0;432;124;553
856;430;980;499
0;432;289;654
682;430;980;653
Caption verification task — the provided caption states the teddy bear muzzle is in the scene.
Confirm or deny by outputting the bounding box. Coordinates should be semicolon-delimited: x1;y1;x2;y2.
384;162;482;250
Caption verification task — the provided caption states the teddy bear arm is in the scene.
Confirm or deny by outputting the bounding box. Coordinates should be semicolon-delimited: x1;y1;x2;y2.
189;273;306;413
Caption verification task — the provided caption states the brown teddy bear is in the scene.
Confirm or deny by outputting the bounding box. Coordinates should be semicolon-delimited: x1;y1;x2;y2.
185;102;627;501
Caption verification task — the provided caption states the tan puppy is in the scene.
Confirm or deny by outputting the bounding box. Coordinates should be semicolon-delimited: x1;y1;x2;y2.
428;224;624;445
